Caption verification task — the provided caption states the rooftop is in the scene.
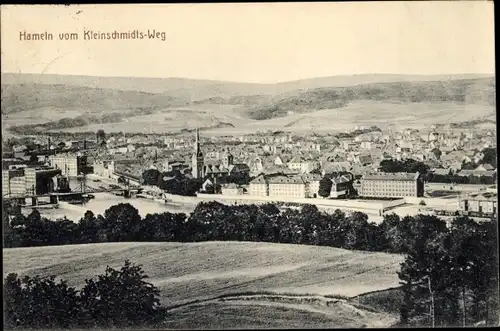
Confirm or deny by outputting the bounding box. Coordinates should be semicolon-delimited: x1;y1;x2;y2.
363;172;419;181
467;192;498;202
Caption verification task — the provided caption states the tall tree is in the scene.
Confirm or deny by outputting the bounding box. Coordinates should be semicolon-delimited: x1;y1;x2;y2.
318;177;333;198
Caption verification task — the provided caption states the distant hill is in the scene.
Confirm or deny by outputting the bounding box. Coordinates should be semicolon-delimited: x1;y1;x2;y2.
0;83;186;115
1;72;493;98
246;77;496;120
1;73;495;134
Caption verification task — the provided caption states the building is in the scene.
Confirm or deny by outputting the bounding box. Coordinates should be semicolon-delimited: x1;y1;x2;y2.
357;172;423;198
249;174;310;198
303;173;322;198
52;174;70;192
191;128;204;179
249;175;269;196
48;154;88;177
459;192;497;217
330;174;353;198
268;175;308;198
287;156;320;174
2;166;61;197
93;160;115;178
221;183;244;196
202;148;250;181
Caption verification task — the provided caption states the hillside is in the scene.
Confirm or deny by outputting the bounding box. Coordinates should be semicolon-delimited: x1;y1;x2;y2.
0;83;186;115
3;241;404;328
246;78;496;120
1;72;492;95
1;73;495;134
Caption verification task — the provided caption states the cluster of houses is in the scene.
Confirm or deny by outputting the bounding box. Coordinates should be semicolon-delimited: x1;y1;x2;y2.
4;124;496;200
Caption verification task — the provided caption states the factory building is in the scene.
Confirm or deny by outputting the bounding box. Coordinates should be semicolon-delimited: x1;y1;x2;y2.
48;154;88;177
2;165;62;197
459;192;497;217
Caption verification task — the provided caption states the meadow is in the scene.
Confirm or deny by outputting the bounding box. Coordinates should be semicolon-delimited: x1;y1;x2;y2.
3;241;404;328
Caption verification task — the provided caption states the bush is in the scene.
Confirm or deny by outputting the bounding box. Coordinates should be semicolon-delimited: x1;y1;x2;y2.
3;260;167;329
419;200;426;206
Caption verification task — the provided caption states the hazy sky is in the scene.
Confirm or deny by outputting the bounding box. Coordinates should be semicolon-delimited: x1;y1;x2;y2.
1;2;495;83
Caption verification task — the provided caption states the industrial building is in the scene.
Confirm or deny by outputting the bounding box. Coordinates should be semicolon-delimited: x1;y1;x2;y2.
2;165;62;197
459;192;497;217
48;154;88;177
356;172;423;198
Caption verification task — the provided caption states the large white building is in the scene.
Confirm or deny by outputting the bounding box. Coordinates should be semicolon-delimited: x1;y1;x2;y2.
249;174;268;196
48;154;87;177
268;175;308;198
356;172;423;198
2;166;61;197
248;173;322;198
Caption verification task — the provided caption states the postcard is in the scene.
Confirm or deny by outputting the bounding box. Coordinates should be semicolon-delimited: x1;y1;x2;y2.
2;2;498;329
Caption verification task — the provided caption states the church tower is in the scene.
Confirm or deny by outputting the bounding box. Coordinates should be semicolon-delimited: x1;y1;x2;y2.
191;128;204;179
222;147;234;168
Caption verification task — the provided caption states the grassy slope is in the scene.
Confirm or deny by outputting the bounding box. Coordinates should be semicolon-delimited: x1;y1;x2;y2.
1;73;495;134
2;72;492;95
3;242;404;328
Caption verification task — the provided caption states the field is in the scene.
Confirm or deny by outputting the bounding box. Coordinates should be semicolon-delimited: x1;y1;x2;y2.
3;241;404;328
42;101;496;136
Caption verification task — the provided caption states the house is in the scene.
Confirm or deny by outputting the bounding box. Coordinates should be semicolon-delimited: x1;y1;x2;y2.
249;175;268;196
221;183;244;196
330;174;353;198
449;162;463;173
432;168;452;176
475;164;495;172
247;156;264;175
358;154;373;166
457;169;496;178
321;161;351;176
274;156;286;166
287;156;320;174
303;173;322;198
201;177;229;193
360;141;372;150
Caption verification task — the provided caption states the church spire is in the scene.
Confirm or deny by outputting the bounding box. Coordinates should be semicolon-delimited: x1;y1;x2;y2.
192;127;204;179
195;127;201;156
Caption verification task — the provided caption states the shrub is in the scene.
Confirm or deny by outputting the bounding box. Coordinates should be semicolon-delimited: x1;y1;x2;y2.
3;260;167;329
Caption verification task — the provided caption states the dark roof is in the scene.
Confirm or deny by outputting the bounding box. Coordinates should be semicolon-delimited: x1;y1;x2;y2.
363;172;419;181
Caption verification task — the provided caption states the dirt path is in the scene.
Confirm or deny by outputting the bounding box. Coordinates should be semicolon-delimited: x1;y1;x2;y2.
167;292;399;328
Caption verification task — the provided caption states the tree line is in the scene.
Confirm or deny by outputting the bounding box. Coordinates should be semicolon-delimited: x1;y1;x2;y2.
3;200;498;327
379;158;430;174
4;260;167;329
142;168;203;196
426;172;496;185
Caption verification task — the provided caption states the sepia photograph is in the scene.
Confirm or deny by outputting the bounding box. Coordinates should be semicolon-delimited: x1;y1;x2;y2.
1;2;498;329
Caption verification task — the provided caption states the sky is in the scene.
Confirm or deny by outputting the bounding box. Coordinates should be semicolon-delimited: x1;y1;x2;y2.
1;2;495;84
